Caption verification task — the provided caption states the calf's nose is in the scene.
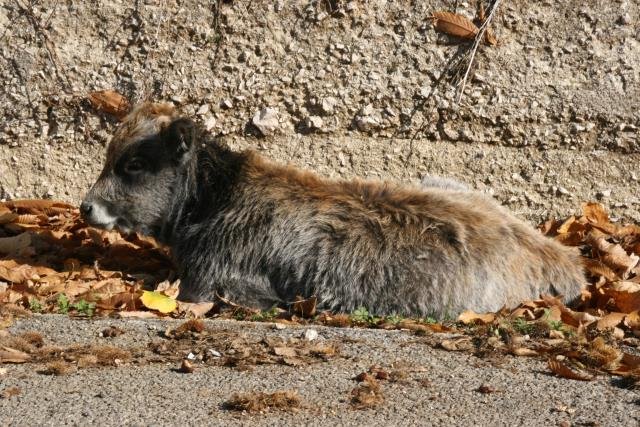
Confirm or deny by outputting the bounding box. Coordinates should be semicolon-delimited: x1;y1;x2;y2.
80;201;93;217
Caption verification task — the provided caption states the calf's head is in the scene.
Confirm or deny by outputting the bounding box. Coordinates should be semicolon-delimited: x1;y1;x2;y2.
81;102;196;236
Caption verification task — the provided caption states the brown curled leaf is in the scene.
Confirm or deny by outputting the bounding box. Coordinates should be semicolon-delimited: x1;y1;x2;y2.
0;346;30;364
511;347;538;357
458;309;495;325
485;28;498;46
582;202;610;227
547;359;594;381
88;90;131;120
293;295;317;318
430;11;479;40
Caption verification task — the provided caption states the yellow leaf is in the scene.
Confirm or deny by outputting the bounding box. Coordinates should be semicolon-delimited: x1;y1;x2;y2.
140;291;177;314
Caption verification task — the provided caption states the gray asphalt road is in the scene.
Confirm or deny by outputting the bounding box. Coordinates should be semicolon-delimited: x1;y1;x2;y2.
0;315;637;426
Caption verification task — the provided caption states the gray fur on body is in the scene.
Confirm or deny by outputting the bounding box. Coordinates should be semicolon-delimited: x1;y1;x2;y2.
81;103;585;318
173;168;583;317
421;175;469;192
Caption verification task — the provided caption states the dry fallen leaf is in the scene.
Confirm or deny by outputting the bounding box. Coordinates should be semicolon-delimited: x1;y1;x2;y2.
0;212;18;225
624;310;640;330
458;309;495;325
155;280;181;300
430;11;478;40
0;386;21;399
0;346;30;364
547;359;594;381
621;352;640;370
273;347;297;358
582;202;610;227
484;28;498;46
440;338;472;351
4;199;73;212
88;90;131;119
600;281;640;313
511;347;538;357
587;233;639;279
475;2;498;46
583;258;618;281
350;377;384;409
292;296;317;318
117;311;159;319
178;359;194;373
0;260;41;284
140;291;178;314
179;301;214;318
557;216;578;234
596;312;626;330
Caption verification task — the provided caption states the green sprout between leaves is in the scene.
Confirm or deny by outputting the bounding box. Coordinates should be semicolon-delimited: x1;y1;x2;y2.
72;300;96;317
57;294;70;314
349;307;381;325
250;306;280;322
29;298;43;313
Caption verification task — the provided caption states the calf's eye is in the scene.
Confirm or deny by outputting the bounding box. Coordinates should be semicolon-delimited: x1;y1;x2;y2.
124;158;146;175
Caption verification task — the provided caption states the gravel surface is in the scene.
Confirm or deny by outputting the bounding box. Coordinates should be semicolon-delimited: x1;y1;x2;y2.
0;315;638;426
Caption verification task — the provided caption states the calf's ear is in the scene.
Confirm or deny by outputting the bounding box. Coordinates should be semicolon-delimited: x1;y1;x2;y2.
162;118;196;161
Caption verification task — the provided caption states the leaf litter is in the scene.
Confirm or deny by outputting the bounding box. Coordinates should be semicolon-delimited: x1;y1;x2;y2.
350;375;384;409
1;200;640;383
223;390;302;413
0;199;174;317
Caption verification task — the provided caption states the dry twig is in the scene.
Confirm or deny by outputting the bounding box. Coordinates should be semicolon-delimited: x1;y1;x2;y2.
455;0;501;103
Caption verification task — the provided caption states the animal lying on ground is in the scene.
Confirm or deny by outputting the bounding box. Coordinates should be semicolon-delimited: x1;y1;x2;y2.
81;102;585;318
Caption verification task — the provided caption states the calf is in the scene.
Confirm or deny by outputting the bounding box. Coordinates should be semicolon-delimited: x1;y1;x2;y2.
81;102;585;317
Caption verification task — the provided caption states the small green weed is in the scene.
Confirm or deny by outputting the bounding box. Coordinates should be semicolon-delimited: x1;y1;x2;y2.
548;320;564;331
57;294;70;314
250;307;280;322
233;310;247;321
384;314;404;325
29;298;43;313
71;300;95;317
542;309;570;334
511;318;534;335
349;307;381;326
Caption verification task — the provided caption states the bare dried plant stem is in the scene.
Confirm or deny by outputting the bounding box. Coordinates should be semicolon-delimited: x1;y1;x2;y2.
456;0;502;103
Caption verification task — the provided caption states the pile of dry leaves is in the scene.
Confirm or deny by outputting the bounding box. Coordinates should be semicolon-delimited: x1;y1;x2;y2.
0;199;178;317
1;199;639;382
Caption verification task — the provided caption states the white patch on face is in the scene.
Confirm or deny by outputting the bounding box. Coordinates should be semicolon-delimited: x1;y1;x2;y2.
89;202;118;230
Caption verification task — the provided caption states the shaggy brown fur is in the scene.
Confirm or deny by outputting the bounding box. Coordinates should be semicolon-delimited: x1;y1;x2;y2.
81;102;585;317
